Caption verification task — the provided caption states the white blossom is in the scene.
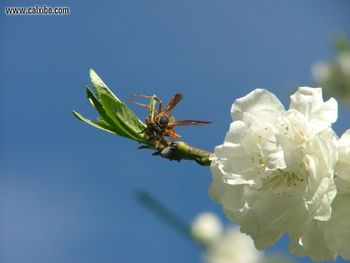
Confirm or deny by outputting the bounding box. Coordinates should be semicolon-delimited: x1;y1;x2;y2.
191;213;294;263
209;87;338;260
204;226;262;263
323;130;350;260
312;51;350;105
191;212;223;245
312;62;332;84
334;129;350;193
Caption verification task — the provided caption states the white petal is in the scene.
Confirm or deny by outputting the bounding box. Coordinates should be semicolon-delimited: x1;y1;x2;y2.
214;143;258;177
324;194;350;259
261;136;286;170
209;163;245;209
290;87;337;133
336;130;350;193
310;97;337;133
231;89;284;121
338;129;350;147
288;219;336;261
205;227;262;263
303;156;336;221
289;87;324;118
224;121;247;144
223;187;302;250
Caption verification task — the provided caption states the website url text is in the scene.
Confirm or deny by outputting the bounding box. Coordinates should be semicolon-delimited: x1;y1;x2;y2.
5;5;70;16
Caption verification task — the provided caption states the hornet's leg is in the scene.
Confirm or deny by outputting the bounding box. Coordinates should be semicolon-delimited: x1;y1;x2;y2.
154;97;162;114
128;98;151;110
131;94;154;99
130;94;160;112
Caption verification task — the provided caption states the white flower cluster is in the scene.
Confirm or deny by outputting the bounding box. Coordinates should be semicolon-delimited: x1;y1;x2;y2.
312;51;350;105
191;212;292;263
210;87;350;261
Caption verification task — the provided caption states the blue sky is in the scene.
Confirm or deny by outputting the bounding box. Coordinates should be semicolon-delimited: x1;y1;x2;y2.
1;1;350;262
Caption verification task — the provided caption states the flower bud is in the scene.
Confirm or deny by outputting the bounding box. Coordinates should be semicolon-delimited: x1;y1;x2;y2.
191;212;223;245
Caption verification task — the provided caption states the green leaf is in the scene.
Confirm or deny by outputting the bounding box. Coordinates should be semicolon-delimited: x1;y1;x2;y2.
89;69;147;142
72;111;117;134
89;68;120;101
85;86;130;138
99;92;146;142
97;117;115;130
74;69;148;143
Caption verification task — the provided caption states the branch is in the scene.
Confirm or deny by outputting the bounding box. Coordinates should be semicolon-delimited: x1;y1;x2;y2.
73;69;212;166
155;141;212;166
